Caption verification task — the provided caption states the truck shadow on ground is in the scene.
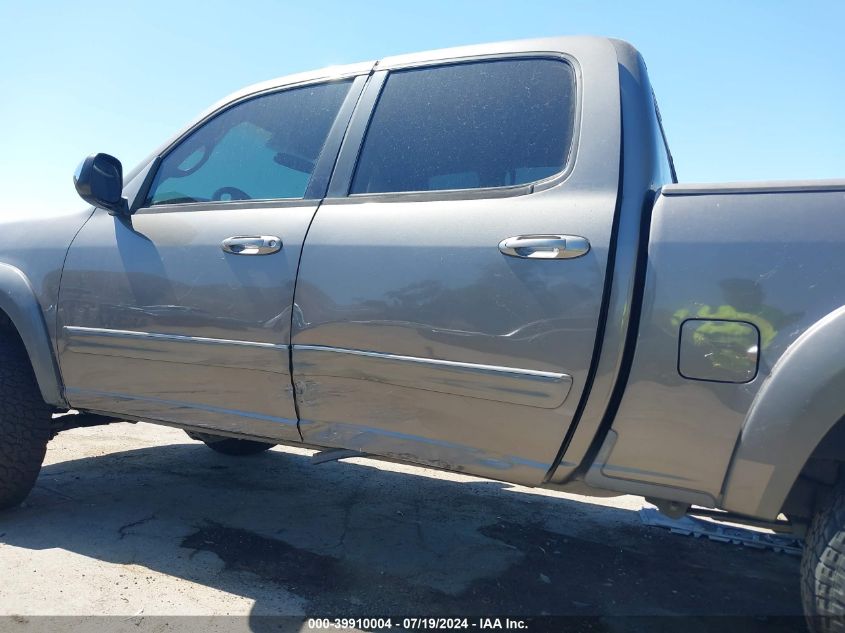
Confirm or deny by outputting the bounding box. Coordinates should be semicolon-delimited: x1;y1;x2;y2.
1;439;803;632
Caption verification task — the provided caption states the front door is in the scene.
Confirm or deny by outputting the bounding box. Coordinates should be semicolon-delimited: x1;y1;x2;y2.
58;77;359;440
292;43;621;485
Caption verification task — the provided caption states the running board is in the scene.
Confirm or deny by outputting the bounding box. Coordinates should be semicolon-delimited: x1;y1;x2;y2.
311;448;365;465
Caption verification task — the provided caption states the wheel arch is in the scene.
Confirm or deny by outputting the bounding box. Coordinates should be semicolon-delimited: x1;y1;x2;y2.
722;304;845;520
0;263;65;408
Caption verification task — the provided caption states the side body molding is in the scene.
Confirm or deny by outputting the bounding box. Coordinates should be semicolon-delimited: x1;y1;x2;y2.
722;304;845;519
0;263;65;407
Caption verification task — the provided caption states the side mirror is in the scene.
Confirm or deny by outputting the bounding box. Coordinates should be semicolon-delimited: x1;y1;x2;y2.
73;153;129;216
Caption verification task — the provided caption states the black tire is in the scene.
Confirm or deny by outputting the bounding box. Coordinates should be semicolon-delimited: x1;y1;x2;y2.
0;334;53;510
185;431;275;456
802;480;845;632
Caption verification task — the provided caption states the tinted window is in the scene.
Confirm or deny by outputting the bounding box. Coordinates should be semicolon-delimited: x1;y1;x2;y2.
350;59;576;195
147;81;351;206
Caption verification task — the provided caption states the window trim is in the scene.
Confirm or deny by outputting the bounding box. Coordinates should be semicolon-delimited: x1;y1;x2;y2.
652;92;678;184
133;198;321;216
131;75;367;214
326;52;582;203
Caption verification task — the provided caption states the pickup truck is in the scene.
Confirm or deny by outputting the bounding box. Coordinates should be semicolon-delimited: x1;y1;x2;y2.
0;36;842;624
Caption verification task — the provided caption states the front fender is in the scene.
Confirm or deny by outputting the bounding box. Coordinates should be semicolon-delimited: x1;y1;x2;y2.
722;304;845;519
0;263;65;407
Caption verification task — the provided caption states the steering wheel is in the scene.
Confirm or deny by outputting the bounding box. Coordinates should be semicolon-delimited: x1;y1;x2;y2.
212;186;251;201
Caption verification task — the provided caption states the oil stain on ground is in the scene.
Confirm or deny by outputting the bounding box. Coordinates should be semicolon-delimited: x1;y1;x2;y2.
182;519;804;633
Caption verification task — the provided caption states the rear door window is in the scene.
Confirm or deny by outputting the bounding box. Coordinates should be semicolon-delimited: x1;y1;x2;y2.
350;58;576;195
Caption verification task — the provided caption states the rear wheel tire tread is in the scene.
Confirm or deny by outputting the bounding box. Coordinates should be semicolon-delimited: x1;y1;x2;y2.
802;480;845;631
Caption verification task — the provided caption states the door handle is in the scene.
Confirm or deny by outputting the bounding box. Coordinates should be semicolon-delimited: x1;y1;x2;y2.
498;235;590;260
221;236;282;256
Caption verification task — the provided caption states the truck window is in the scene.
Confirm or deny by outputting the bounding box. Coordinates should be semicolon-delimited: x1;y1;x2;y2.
146;80;352;206
350;58;576;195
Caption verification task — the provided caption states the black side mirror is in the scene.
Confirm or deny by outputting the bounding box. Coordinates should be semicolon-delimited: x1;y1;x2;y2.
73;153;129;216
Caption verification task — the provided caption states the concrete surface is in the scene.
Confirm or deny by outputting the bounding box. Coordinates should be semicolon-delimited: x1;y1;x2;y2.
0;422;802;631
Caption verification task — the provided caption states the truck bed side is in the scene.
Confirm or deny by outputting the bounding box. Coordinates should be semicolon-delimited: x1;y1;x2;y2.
586;181;845;516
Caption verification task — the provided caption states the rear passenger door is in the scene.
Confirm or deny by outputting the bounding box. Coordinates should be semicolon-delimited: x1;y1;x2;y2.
292;43;622;485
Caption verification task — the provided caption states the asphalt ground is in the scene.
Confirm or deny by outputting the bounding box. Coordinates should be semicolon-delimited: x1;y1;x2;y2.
0;422;804;633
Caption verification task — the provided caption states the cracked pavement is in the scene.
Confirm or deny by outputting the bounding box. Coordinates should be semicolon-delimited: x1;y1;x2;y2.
0;422;802;630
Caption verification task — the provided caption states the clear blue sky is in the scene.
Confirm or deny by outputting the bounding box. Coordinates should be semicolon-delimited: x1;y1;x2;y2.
1;0;843;215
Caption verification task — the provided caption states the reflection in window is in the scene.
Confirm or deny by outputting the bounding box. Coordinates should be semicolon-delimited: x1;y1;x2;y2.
351;59;576;194
147;80;351;206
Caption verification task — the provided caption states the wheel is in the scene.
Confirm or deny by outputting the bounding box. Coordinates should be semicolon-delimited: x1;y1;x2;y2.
185;430;275;456
0;334;53;510
802;480;845;631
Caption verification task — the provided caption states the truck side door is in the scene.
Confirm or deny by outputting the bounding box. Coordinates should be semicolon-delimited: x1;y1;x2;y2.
291;40;622;485
58;76;364;440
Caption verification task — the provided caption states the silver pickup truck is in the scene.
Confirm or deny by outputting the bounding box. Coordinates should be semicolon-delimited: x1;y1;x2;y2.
1;36;842;624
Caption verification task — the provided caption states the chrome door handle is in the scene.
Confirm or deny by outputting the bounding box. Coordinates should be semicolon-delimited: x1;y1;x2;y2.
498;235;590;260
221;236;282;255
